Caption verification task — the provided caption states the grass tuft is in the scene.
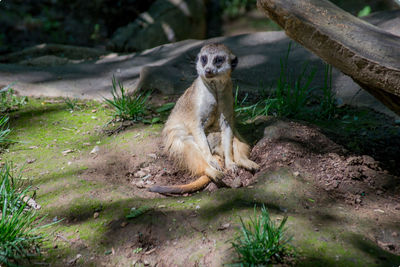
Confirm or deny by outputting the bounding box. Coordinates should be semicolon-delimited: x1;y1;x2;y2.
231;205;292;265
104;76;150;121
63;97;80;111
0;162;54;266
0;116;11;146
235;43;337;122
0;85;27;114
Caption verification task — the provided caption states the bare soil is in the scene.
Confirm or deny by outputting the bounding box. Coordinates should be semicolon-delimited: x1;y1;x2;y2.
79;115;400;262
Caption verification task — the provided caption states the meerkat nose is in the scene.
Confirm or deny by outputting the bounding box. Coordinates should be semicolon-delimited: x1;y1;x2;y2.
205;68;212;74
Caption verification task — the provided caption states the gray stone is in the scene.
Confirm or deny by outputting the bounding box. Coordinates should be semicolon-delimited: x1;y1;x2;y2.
108;0;206;52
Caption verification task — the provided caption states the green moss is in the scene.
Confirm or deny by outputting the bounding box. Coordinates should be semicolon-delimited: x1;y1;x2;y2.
2;97;400;266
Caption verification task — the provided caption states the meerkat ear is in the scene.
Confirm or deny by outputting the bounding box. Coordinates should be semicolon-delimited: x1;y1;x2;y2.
231;56;238;70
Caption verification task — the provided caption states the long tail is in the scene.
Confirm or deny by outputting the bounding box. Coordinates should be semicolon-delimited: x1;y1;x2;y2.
149;175;211;194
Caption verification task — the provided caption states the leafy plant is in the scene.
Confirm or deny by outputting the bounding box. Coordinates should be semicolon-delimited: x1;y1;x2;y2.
104;76;150;121
0;162;54;266
0;84;27;114
126;206;151;219
358;6;371;17
63;97;79;111
231;205;292;265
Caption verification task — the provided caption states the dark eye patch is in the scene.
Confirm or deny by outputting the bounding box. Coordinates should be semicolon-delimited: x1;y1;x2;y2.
200;55;208;66
213;56;225;67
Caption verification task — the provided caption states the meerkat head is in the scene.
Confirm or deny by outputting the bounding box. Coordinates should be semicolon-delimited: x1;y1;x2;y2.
196;43;238;80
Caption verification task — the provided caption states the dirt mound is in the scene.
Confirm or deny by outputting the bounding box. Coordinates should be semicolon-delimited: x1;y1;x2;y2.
252;119;400;208
91;119;400;205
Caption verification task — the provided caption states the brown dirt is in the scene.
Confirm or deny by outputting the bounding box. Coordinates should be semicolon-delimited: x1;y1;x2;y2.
84;118;400;207
251;119;400;254
80;118;400;257
252;119;400;206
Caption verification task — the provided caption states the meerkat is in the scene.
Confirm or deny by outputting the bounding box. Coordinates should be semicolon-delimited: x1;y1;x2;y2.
149;43;259;194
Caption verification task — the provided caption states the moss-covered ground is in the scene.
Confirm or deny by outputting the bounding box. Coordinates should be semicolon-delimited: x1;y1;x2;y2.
2;98;400;266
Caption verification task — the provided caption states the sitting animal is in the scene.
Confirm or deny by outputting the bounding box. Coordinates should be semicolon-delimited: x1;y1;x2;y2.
149;43;259;194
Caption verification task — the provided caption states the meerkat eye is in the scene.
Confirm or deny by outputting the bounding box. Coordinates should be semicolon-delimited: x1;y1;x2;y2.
200;55;208;66
213;56;225;67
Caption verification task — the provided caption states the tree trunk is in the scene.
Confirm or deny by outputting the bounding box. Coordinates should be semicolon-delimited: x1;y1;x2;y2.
257;0;400;115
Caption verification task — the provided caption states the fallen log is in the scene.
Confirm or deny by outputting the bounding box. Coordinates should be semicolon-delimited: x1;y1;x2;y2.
257;0;400;115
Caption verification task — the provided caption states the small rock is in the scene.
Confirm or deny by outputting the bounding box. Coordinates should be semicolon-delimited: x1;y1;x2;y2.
90;146;100;154
217;223;230;231
68;254;82;265
120;221;128;228
147;153;157;159
374;209;385;213
62;149;74;156
134;170;147;178
392;232;398;237
232;177;242;188
91;109;97;113
158;205;166;208
23;196;41;210
26;158;36;164
142;174;151;180
195;205;200;209
29;146;38;149
93;212;99;219
293;171;300;177
143;260;150;266
135;181;145;188
145;248;156;255
83;142;91;146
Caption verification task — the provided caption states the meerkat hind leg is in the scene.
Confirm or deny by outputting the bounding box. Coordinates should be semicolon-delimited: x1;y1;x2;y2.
233;136;260;171
179;136;226;186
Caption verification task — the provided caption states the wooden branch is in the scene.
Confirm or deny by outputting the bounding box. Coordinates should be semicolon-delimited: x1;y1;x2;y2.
257;0;400;115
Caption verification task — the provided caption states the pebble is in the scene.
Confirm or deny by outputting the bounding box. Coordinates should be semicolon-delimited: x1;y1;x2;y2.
26;158;36;164
147;153;157;159
90;145;100;154
93;212;99;219
217;223;230;231
232;177;242;188
135;181;145;188
134;170;147;178
62;149;73;156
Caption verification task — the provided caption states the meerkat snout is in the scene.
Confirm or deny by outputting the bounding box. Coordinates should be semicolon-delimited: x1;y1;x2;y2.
196;43;238;79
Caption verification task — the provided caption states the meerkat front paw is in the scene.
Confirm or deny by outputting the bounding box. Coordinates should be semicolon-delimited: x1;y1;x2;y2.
237;158;260;172
207;158;223;172
225;160;239;174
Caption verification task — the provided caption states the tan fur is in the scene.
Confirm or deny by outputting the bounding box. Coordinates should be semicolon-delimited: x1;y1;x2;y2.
149;43;259;194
